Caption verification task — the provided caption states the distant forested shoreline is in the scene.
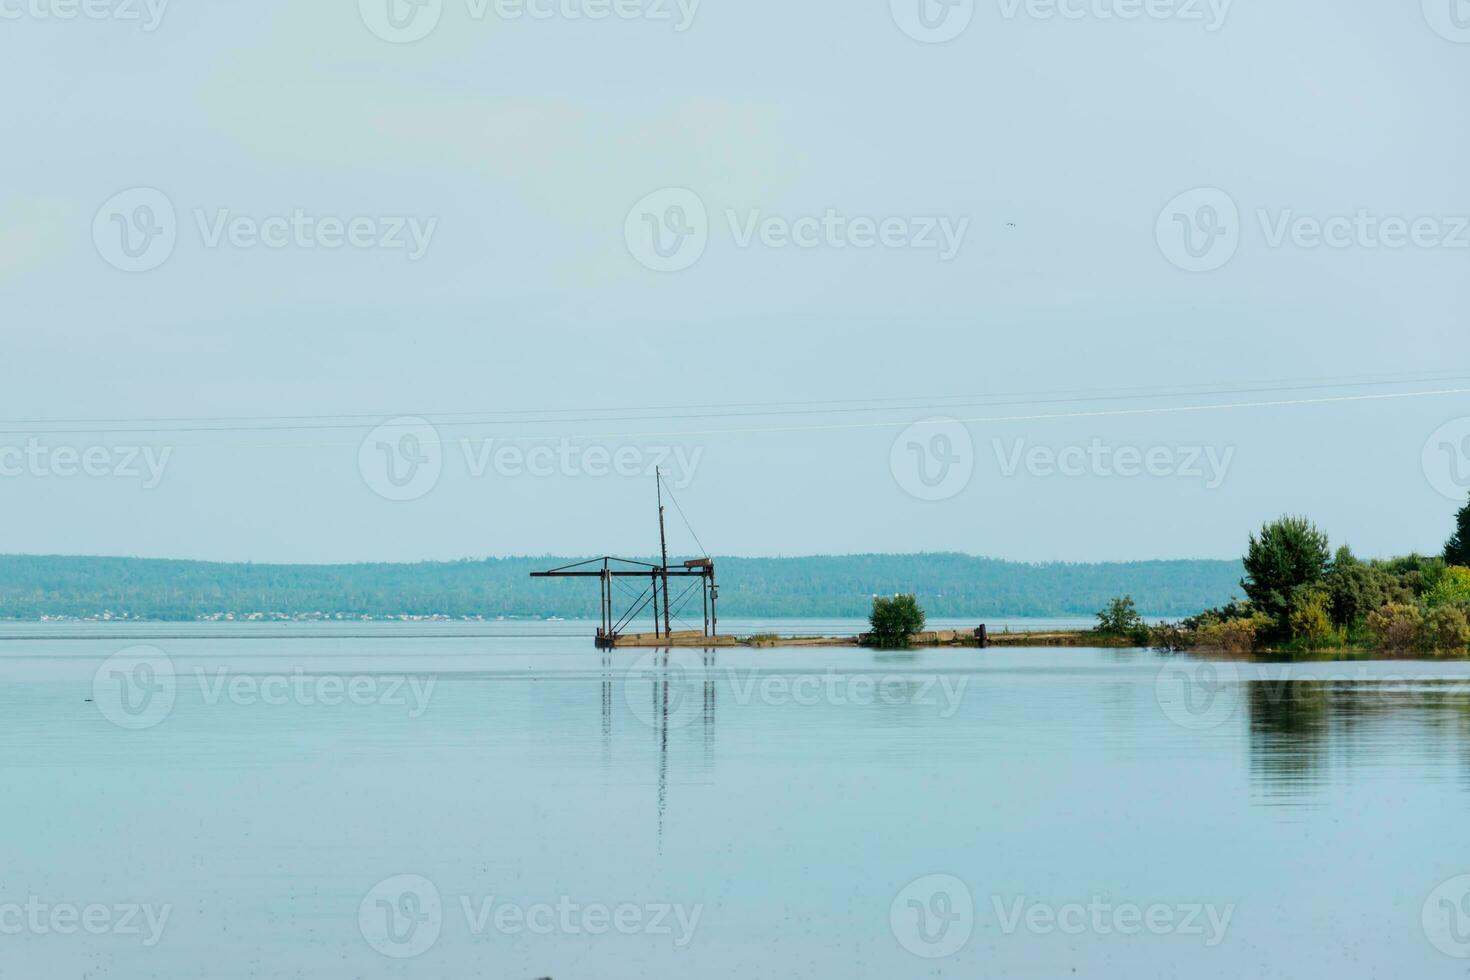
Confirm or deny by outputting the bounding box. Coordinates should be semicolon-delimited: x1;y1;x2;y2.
0;553;1242;622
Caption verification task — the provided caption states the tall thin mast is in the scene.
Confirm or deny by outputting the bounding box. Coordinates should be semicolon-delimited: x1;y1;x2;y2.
657;468;672;638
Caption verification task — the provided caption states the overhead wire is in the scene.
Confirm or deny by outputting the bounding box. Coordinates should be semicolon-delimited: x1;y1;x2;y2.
2;370;1468;436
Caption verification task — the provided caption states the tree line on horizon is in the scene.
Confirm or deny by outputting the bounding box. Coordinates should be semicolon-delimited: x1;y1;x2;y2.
0;552;1243;622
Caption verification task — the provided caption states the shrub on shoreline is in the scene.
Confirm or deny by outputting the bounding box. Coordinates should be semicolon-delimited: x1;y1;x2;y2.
1150;507;1470;658
1193;611;1274;653
1289;589;1339;649
1366;602;1422;652
868;594;925;649
1095;596;1150;645
1419;605;1470;656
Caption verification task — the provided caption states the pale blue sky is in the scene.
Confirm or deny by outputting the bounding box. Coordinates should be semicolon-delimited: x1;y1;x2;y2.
1;0;1467;563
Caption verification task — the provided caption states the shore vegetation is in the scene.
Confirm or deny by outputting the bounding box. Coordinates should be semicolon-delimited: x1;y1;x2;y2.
1149;497;1470;657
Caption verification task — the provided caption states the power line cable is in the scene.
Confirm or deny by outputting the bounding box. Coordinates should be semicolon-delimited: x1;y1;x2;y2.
2;371;1468;436
661;483;708;559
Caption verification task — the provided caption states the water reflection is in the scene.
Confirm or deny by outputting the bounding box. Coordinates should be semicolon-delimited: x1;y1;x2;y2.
607;647;721;848
609;646;1470;835
1247;676;1470;803
1247;682;1330;800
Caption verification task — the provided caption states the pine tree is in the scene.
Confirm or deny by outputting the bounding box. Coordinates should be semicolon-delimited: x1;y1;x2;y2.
1242;516;1331;633
1446;495;1470;567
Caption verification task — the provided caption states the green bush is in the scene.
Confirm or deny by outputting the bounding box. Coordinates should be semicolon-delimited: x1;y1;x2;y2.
1194;612;1274;653
1095;595;1150;644
1324;547;1406;629
1381;554;1446;598
868;594;925;649
1419;605;1470;656
1424;565;1470;610
1289;590;1339;649
1366;602;1423;652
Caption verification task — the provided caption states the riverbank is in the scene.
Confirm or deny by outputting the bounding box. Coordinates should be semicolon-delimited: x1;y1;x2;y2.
614;627;1470;657
613;627;1141;649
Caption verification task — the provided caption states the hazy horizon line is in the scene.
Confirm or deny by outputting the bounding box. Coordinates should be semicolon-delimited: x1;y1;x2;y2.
0;550;1248;567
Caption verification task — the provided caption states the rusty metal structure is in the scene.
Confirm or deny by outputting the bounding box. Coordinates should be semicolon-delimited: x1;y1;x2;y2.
530;471;717;648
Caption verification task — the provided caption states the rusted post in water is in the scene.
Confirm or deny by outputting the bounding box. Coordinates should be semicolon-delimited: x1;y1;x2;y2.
600;562;613;643
651;571;661;638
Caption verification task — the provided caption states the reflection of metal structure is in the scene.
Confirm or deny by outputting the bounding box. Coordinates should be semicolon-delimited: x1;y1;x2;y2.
598;647;719;849
530;471;717;648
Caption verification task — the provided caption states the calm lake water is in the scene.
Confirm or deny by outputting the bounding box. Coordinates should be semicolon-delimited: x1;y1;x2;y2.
2;620;1469;978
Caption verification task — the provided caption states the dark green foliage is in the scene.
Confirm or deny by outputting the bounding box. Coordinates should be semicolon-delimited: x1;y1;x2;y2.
1445;496;1470;567
1379;554;1446;598
1421;605;1470;655
1095;596;1149;644
1324;547;1410;629
0;553;1245;621
1182;598;1251;631
1242;517;1331;634
868;594;926;648
1157;506;1470;655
